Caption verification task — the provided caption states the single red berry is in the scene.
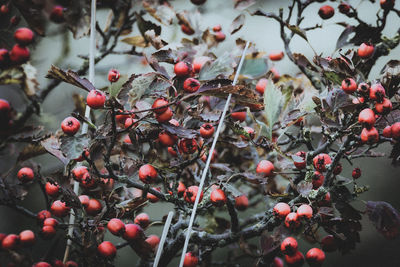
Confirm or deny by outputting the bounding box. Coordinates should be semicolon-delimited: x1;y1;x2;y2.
183;252;199;267
33;262;52;267
108;69;120;83
358;43;375;59
168;146;177;157
50;200;70;217
341;78;357;94
179;138;198;154
72;166;88;181
86;90;106;109
256;160;275;177
392;122;400;139
17;167;34;182
200;149;217;163
80;172;96;189
375;98;392;114
231;111;247;122
50;6;65;23
293;151;306;169
86;199;102;216
312;171;325;189
40;225;56;239
107;218;126;236
285;251;305;266
306;248;325;266
115;109;132;124
240;126;255;140
43;218;58;227
321;235;337;252
380;0;395;9
9;44;30;64
181;24;195;35
145;235;160;251
382;125;392;138
272;257;284;267
19;230;35;246
255;78;268;94
53;260;64;267
74;149;90;162
184;186;203;204
360;127;379;143
124;117;137;129
318;5;335;19
0;4;9;14
97;241;116;258
0;49;9;66
313;153;332;171
297;204;313;219
358;108;376;128
122;223;143;241
234;195;248;211
183;78;201;93
200;123;215;139
65;261;78;267
174;61;192;77
45;182;60;197
285;212;300;228
352;167;361;179
215;31;226;42
10;16;21;26
210;188;227;207
159;131;177;146
357;83;370;95
269;51;284;61
369;83;386;102
338;2;351;14
281;237;298;255
14;28;34;46
36;210;51;224
193;56;210;73
333;162;342;175
139;164;158;184
152;98;169;114
2;234;20;250
156;107;173;123
273;202;291;218
147;187;161;203
61;116;80;135
134;213;150;228
212;24;222;32
177;181;186;197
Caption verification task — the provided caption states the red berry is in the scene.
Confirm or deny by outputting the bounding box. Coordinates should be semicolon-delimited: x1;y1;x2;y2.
293;151;306;169
183;78;201;93
40;225;56;239
358;108;376;128
0;4;9;14
269;51;284;61
273;257;284;267
87;90;106;109
134;213;150;228
34;262;52;267
122;223;143;241
256;160;275;177
9;44;30;64
139;164;158;184
0;99;10;114
50;6;65;23
108;69;120;83
391;122;400;139
86;199;102;216
45;182;60;197
10;16;21;26
338;2;351;14
380;0;395;9
36;210;51;224
285;212;300;228
375;98;392;114
318;5;335;19
358;43;375;59
107;218;126;236
231;111;246;122
312;171;325;189
240;126;255;140
313;153;332;171
2;234;19;250
369;83;386;102
19;230;35;246
352;167;361;179
17;167;34;182
147;187;161;203
193;56;210;73
14;28;34;46
115;109;132;124
152;98;169;114
61;116;80;135
124;134;132;144
181;24;194;35
297;204;313;219
168;146;177;156
53;260;64;267
184;186;203;204
357;82;370;94
200;149;217;163
43;218;58;227
72;166;88;181
215;31;226;42
183;252;199;267
97;241;116;258
145;234;160;250
270;67;280;82
341;78;357;93
50;200;70;217
382;125;392;138
179;138;198;154
156;107;173;123
124;117;137;129
159;131;177;146
273;202;291;218
200;123;215;138
285;251;304;266
80;172;96;189
174;61;192;77
212;24;222;32
177;181;186;197
306;248;325;266
65;261;78;267
360;127;379;143
234;195;248;211
256;78;268;94
321;235;337;252
281;237;298;255
210;188;227;207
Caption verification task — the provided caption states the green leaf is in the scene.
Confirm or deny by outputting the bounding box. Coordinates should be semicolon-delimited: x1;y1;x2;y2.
287;24;308;41
199;52;234;81
109;74;129;98
60;134;90;162
240;57;269;79
263;79;283;139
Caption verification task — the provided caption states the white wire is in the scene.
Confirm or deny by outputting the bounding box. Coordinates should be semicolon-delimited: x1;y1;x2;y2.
64;0;96;260
178;41;250;267
153;211;175;267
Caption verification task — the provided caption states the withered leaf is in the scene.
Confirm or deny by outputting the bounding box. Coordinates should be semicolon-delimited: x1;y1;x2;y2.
160;124;198;139
60;134;90;162
135;12;162;37
230;14;245;35
41;136;68;165
13;0;46;36
46;65;95;92
366;201;400;239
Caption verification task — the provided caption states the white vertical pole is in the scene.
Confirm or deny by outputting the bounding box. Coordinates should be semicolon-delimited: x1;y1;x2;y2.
153;211;175;267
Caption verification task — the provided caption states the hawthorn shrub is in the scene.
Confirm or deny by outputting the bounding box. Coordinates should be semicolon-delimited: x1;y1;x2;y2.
0;0;400;266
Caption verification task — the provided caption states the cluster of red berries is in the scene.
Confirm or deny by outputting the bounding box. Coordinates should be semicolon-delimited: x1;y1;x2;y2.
273;202;313;229
36;210;58;240
0;27;34;67
318;1;393;20
33;260;78;267
212;24;226;42
280;236;326;266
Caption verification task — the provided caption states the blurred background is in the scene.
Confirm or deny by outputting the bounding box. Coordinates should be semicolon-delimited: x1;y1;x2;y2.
1;0;400;266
